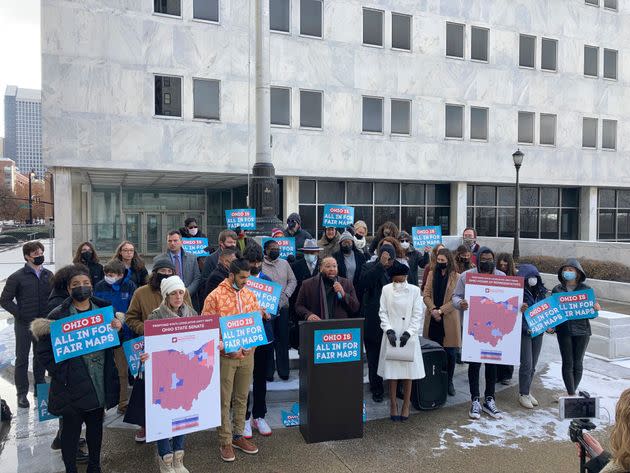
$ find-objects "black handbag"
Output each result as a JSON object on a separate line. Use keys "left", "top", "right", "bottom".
{"left": 123, "top": 370, "right": 145, "bottom": 427}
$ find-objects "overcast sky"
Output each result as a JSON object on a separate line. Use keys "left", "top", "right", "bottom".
{"left": 0, "top": 0, "right": 41, "bottom": 134}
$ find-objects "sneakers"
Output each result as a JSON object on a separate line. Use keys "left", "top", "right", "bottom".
{"left": 469, "top": 399, "right": 482, "bottom": 419}
{"left": 232, "top": 437, "right": 259, "bottom": 455}
{"left": 158, "top": 453, "right": 175, "bottom": 473}
{"left": 519, "top": 394, "right": 534, "bottom": 409}
{"left": 220, "top": 444, "right": 236, "bottom": 462}
{"left": 172, "top": 450, "right": 189, "bottom": 473}
{"left": 243, "top": 419, "right": 253, "bottom": 439}
{"left": 528, "top": 393, "right": 539, "bottom": 406}
{"left": 135, "top": 427, "right": 146, "bottom": 442}
{"left": 482, "top": 397, "right": 503, "bottom": 419}
{"left": 253, "top": 417, "right": 272, "bottom": 436}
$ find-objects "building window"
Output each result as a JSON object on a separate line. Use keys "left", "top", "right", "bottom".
{"left": 598, "top": 189, "right": 630, "bottom": 241}
{"left": 363, "top": 8, "right": 383, "bottom": 47}
{"left": 467, "top": 185, "right": 579, "bottom": 240}
{"left": 155, "top": 75, "right": 182, "bottom": 117}
{"left": 585, "top": 0, "right": 599, "bottom": 5}
{"left": 541, "top": 38, "right": 558, "bottom": 71}
{"left": 519, "top": 34, "right": 536, "bottom": 68}
{"left": 604, "top": 0, "right": 618, "bottom": 10}
{"left": 392, "top": 13, "right": 411, "bottom": 51}
{"left": 584, "top": 45, "right": 599, "bottom": 77}
{"left": 445, "top": 104, "right": 464, "bottom": 139}
{"left": 154, "top": 0, "right": 181, "bottom": 16}
{"left": 362, "top": 96, "right": 383, "bottom": 133}
{"left": 470, "top": 107, "right": 488, "bottom": 141}
{"left": 300, "top": 90, "right": 322, "bottom": 129}
{"left": 270, "top": 87, "right": 291, "bottom": 126}
{"left": 603, "top": 49, "right": 618, "bottom": 79}
{"left": 193, "top": 0, "right": 219, "bottom": 22}
{"left": 300, "top": 0, "right": 322, "bottom": 38}
{"left": 470, "top": 26, "right": 488, "bottom": 61}
{"left": 446, "top": 22, "right": 464, "bottom": 58}
{"left": 518, "top": 111, "right": 535, "bottom": 144}
{"left": 582, "top": 117, "right": 598, "bottom": 148}
{"left": 539, "top": 113, "right": 556, "bottom": 146}
{"left": 391, "top": 99, "right": 411, "bottom": 135}
{"left": 602, "top": 119, "right": 617, "bottom": 150}
{"left": 298, "top": 179, "right": 451, "bottom": 238}
{"left": 193, "top": 79, "right": 220, "bottom": 120}
{"left": 270, "top": 0, "right": 290, "bottom": 32}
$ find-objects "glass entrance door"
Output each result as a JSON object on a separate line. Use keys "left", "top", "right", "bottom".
{"left": 146, "top": 213, "right": 162, "bottom": 255}
{"left": 125, "top": 213, "right": 141, "bottom": 248}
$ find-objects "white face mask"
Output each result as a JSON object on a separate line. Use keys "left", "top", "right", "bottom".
{"left": 354, "top": 237, "right": 366, "bottom": 249}
{"left": 304, "top": 254, "right": 318, "bottom": 264}
{"left": 104, "top": 275, "right": 120, "bottom": 285}
{"left": 188, "top": 228, "right": 198, "bottom": 236}
{"left": 528, "top": 277, "right": 538, "bottom": 287}
{"left": 400, "top": 241, "right": 410, "bottom": 250}
{"left": 393, "top": 281, "right": 408, "bottom": 291}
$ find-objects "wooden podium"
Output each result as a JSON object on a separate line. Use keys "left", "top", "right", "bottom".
{"left": 299, "top": 318, "right": 364, "bottom": 443}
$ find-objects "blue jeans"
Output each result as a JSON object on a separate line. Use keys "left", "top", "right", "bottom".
{"left": 157, "top": 435, "right": 185, "bottom": 457}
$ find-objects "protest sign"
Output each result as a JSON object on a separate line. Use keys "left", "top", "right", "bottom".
{"left": 555, "top": 289, "right": 599, "bottom": 321}
{"left": 50, "top": 306, "right": 119, "bottom": 362}
{"left": 144, "top": 316, "right": 221, "bottom": 442}
{"left": 123, "top": 336, "right": 144, "bottom": 377}
{"left": 219, "top": 312, "right": 269, "bottom": 353}
{"left": 261, "top": 237, "right": 296, "bottom": 260}
{"left": 461, "top": 273, "right": 524, "bottom": 365}
{"left": 225, "top": 209, "right": 256, "bottom": 231}
{"left": 245, "top": 276, "right": 283, "bottom": 316}
{"left": 322, "top": 205, "right": 355, "bottom": 228}
{"left": 411, "top": 226, "right": 443, "bottom": 248}
{"left": 314, "top": 328, "right": 361, "bottom": 364}
{"left": 524, "top": 298, "right": 564, "bottom": 337}
{"left": 182, "top": 238, "right": 209, "bottom": 257}
{"left": 36, "top": 383, "right": 58, "bottom": 422}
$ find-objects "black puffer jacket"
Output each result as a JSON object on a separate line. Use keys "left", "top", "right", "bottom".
{"left": 552, "top": 258, "right": 593, "bottom": 337}
{"left": 32, "top": 297, "right": 120, "bottom": 416}
{"left": 0, "top": 264, "right": 53, "bottom": 323}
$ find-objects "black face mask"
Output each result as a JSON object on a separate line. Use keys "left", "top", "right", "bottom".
{"left": 479, "top": 261, "right": 495, "bottom": 274}
{"left": 250, "top": 265, "right": 262, "bottom": 276}
{"left": 152, "top": 273, "right": 171, "bottom": 289}
{"left": 436, "top": 262, "right": 448, "bottom": 271}
{"left": 355, "top": 234, "right": 364, "bottom": 240}
{"left": 287, "top": 221, "right": 298, "bottom": 230}
{"left": 268, "top": 249, "right": 280, "bottom": 261}
{"left": 32, "top": 255, "right": 45, "bottom": 266}
{"left": 341, "top": 245, "right": 352, "bottom": 254}
{"left": 71, "top": 286, "right": 92, "bottom": 302}
{"left": 81, "top": 250, "right": 93, "bottom": 261}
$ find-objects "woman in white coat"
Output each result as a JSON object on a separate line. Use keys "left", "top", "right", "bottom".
{"left": 377, "top": 260, "right": 425, "bottom": 421}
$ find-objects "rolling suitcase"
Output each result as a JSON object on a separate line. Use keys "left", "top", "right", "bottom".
{"left": 410, "top": 337, "right": 448, "bottom": 410}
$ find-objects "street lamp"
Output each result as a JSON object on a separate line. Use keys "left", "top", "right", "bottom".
{"left": 512, "top": 149, "right": 524, "bottom": 260}
{"left": 28, "top": 169, "right": 36, "bottom": 225}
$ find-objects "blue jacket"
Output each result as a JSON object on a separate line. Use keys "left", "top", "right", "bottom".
{"left": 517, "top": 264, "right": 548, "bottom": 336}
{"left": 94, "top": 278, "right": 137, "bottom": 341}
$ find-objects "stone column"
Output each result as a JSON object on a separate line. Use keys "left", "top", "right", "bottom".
{"left": 450, "top": 182, "right": 468, "bottom": 237}
{"left": 53, "top": 167, "right": 73, "bottom": 265}
{"left": 580, "top": 186, "right": 598, "bottom": 241}
{"left": 282, "top": 176, "right": 299, "bottom": 223}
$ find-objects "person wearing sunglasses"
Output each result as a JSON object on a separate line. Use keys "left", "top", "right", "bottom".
{"left": 179, "top": 217, "right": 206, "bottom": 240}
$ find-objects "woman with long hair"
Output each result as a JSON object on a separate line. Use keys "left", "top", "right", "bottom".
{"left": 114, "top": 241, "right": 148, "bottom": 287}
{"left": 72, "top": 242, "right": 104, "bottom": 287}
{"left": 420, "top": 243, "right": 445, "bottom": 292}
{"left": 369, "top": 221, "right": 400, "bottom": 256}
{"left": 454, "top": 245, "right": 474, "bottom": 273}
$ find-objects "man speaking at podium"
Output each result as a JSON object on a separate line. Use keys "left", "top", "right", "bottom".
{"left": 295, "top": 256, "right": 360, "bottom": 321}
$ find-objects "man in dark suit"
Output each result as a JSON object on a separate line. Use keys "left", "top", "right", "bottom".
{"left": 295, "top": 256, "right": 360, "bottom": 321}
{"left": 154, "top": 230, "right": 201, "bottom": 299}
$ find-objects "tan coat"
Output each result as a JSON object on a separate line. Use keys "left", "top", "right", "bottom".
{"left": 422, "top": 270, "right": 461, "bottom": 348}
{"left": 126, "top": 284, "right": 192, "bottom": 335}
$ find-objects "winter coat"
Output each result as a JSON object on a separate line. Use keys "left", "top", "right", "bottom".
{"left": 517, "top": 264, "right": 549, "bottom": 336}
{"left": 317, "top": 232, "right": 340, "bottom": 259}
{"left": 82, "top": 260, "right": 104, "bottom": 288}
{"left": 377, "top": 283, "right": 425, "bottom": 380}
{"left": 202, "top": 251, "right": 221, "bottom": 283}
{"left": 148, "top": 301, "right": 197, "bottom": 321}
{"left": 0, "top": 264, "right": 53, "bottom": 324}
{"left": 289, "top": 257, "right": 320, "bottom": 323}
{"left": 359, "top": 261, "right": 391, "bottom": 343}
{"left": 552, "top": 258, "right": 594, "bottom": 337}
{"left": 178, "top": 227, "right": 207, "bottom": 240}
{"left": 585, "top": 452, "right": 628, "bottom": 473}
{"left": 295, "top": 274, "right": 360, "bottom": 320}
{"left": 406, "top": 249, "right": 428, "bottom": 287}
{"left": 422, "top": 270, "right": 461, "bottom": 348}
{"left": 262, "top": 257, "right": 297, "bottom": 309}
{"left": 94, "top": 279, "right": 137, "bottom": 314}
{"left": 203, "top": 264, "right": 230, "bottom": 302}
{"left": 154, "top": 249, "right": 201, "bottom": 297}
{"left": 125, "top": 284, "right": 192, "bottom": 335}
{"left": 284, "top": 228, "right": 313, "bottom": 255}
{"left": 333, "top": 248, "right": 366, "bottom": 292}
{"left": 124, "top": 265, "right": 148, "bottom": 288}
{"left": 31, "top": 297, "right": 120, "bottom": 416}
{"left": 202, "top": 278, "right": 261, "bottom": 317}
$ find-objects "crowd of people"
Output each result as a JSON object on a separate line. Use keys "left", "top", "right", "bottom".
{"left": 0, "top": 214, "right": 617, "bottom": 472}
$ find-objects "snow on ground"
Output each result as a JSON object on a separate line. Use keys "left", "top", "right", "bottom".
{"left": 0, "top": 239, "right": 55, "bottom": 282}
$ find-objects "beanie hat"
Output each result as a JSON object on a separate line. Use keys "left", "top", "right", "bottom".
{"left": 160, "top": 275, "right": 186, "bottom": 299}
{"left": 339, "top": 231, "right": 354, "bottom": 244}
{"left": 354, "top": 220, "right": 368, "bottom": 232}
{"left": 390, "top": 260, "right": 410, "bottom": 277}
{"left": 271, "top": 228, "right": 284, "bottom": 238}
{"left": 287, "top": 213, "right": 301, "bottom": 225}
{"left": 152, "top": 258, "right": 176, "bottom": 273}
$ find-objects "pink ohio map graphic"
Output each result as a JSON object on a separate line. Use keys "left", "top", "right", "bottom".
{"left": 152, "top": 340, "right": 215, "bottom": 410}
{"left": 468, "top": 296, "right": 519, "bottom": 347}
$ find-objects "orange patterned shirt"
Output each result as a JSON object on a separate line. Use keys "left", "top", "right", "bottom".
{"left": 202, "top": 279, "right": 261, "bottom": 317}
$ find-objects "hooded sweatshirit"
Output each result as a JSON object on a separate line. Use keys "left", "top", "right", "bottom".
{"left": 552, "top": 258, "right": 594, "bottom": 337}
{"left": 516, "top": 264, "right": 549, "bottom": 336}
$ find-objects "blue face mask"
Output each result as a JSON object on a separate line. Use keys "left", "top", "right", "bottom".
{"left": 563, "top": 271, "right": 577, "bottom": 282}
{"left": 232, "top": 282, "right": 241, "bottom": 291}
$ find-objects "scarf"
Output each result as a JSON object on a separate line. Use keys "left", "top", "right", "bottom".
{"left": 432, "top": 269, "right": 449, "bottom": 308}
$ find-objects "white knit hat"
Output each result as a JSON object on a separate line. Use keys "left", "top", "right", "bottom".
{"left": 160, "top": 276, "right": 186, "bottom": 299}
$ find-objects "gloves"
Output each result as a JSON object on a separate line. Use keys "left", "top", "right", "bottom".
{"left": 386, "top": 330, "right": 397, "bottom": 347}
{"left": 399, "top": 331, "right": 411, "bottom": 347}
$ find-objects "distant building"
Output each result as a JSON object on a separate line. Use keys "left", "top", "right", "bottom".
{"left": 0, "top": 158, "right": 18, "bottom": 192}
{"left": 0, "top": 136, "right": 4, "bottom": 156}
{"left": 4, "top": 86, "right": 43, "bottom": 177}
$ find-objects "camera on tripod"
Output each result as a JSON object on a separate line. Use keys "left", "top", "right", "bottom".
{"left": 562, "top": 391, "right": 601, "bottom": 473}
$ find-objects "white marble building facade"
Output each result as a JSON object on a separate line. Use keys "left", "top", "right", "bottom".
{"left": 42, "top": 0, "right": 630, "bottom": 263}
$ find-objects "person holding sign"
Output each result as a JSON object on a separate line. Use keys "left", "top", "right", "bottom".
{"left": 202, "top": 258, "right": 263, "bottom": 462}
{"left": 31, "top": 264, "right": 122, "bottom": 473}
{"left": 377, "top": 261, "right": 425, "bottom": 422}
{"left": 516, "top": 264, "right": 548, "bottom": 409}
{"left": 552, "top": 259, "right": 601, "bottom": 398}
{"left": 139, "top": 275, "right": 199, "bottom": 473}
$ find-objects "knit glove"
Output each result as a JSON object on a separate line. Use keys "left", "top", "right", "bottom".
{"left": 399, "top": 331, "right": 411, "bottom": 347}
{"left": 386, "top": 330, "right": 397, "bottom": 347}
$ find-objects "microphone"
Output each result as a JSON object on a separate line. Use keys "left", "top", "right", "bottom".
{"left": 335, "top": 277, "right": 343, "bottom": 300}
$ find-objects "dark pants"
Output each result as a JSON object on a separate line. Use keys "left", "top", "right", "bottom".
{"left": 468, "top": 363, "right": 497, "bottom": 400}
{"left": 519, "top": 334, "right": 544, "bottom": 395}
{"left": 445, "top": 348, "right": 457, "bottom": 385}
{"left": 496, "top": 365, "right": 514, "bottom": 382}
{"left": 246, "top": 343, "right": 272, "bottom": 420}
{"left": 364, "top": 338, "right": 383, "bottom": 396}
{"left": 267, "top": 307, "right": 289, "bottom": 379}
{"left": 556, "top": 333, "right": 590, "bottom": 395}
{"left": 15, "top": 320, "right": 46, "bottom": 396}
{"left": 61, "top": 408, "right": 104, "bottom": 473}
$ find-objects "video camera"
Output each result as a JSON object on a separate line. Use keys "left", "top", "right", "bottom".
{"left": 563, "top": 391, "right": 600, "bottom": 473}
